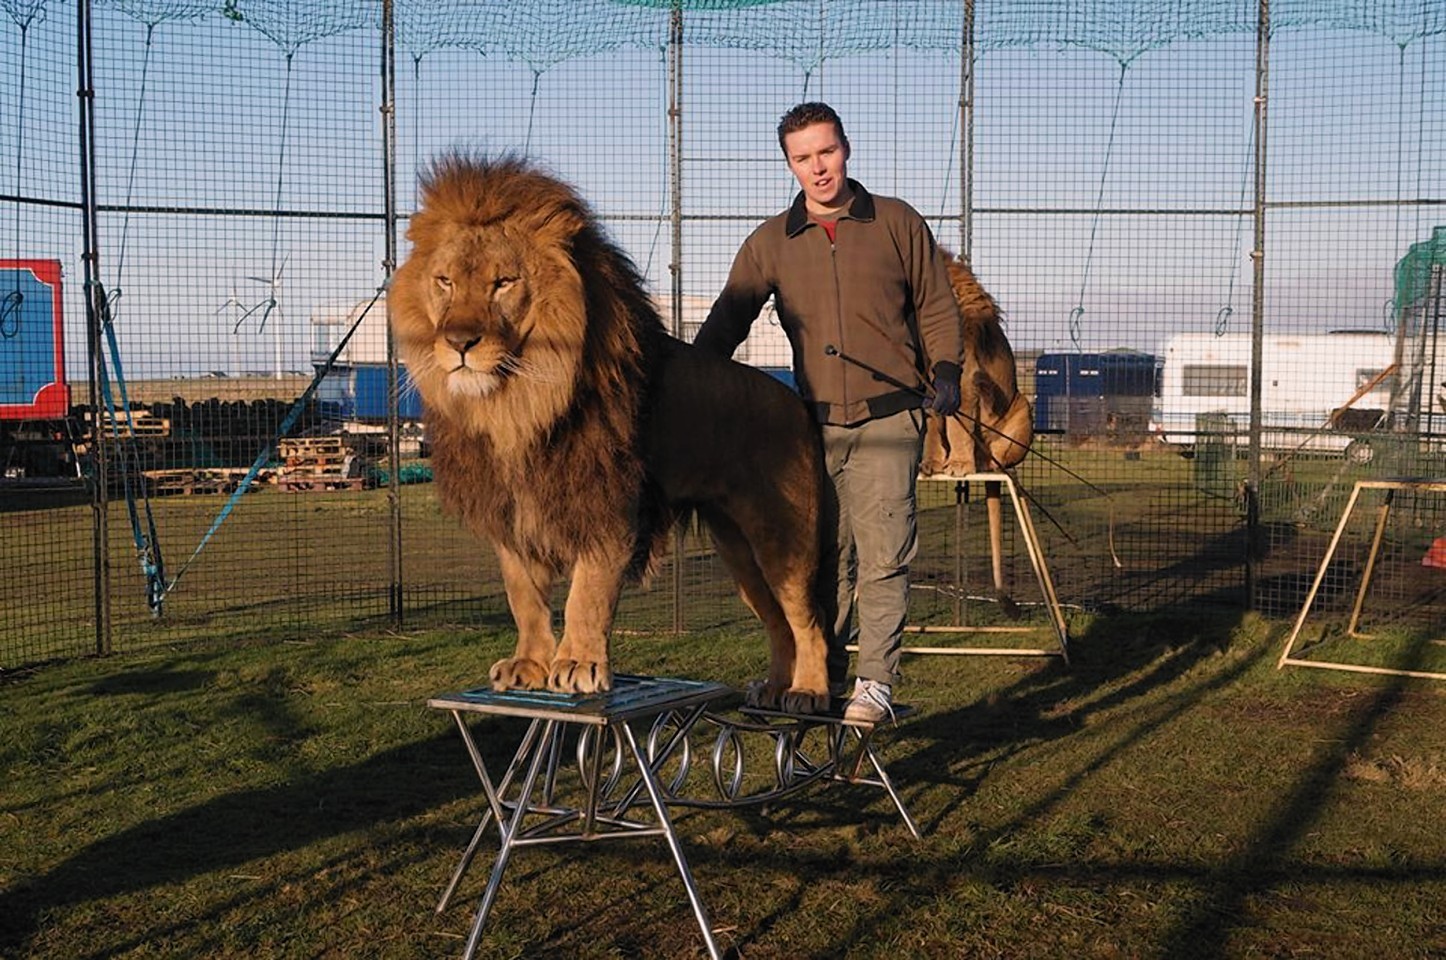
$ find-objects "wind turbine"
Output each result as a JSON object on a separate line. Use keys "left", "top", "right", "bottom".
{"left": 214, "top": 282, "right": 246, "bottom": 374}
{"left": 241, "top": 255, "right": 288, "bottom": 380}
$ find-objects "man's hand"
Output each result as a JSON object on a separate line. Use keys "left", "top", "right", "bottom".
{"left": 926, "top": 362, "right": 962, "bottom": 416}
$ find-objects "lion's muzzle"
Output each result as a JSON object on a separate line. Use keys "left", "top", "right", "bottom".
{"left": 434, "top": 336, "right": 511, "bottom": 398}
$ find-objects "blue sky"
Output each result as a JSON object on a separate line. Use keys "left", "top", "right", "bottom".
{"left": 1, "top": 2, "right": 1442, "bottom": 380}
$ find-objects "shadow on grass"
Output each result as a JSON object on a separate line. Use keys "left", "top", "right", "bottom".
{"left": 7, "top": 603, "right": 1441, "bottom": 958}
{"left": 1154, "top": 629, "right": 1446, "bottom": 957}
{"left": 0, "top": 716, "right": 534, "bottom": 955}
{"left": 718, "top": 603, "right": 1446, "bottom": 958}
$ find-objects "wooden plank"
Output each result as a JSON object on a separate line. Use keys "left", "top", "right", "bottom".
{"left": 276, "top": 475, "right": 366, "bottom": 493}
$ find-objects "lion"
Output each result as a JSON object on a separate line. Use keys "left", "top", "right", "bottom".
{"left": 920, "top": 253, "right": 1034, "bottom": 597}
{"left": 921, "top": 253, "right": 1032, "bottom": 478}
{"left": 390, "top": 152, "right": 832, "bottom": 713}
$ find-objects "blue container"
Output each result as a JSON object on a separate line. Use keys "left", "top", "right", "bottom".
{"left": 354, "top": 364, "right": 423, "bottom": 421}
{"left": 1033, "top": 352, "right": 1157, "bottom": 434}
{"left": 760, "top": 367, "right": 797, "bottom": 392}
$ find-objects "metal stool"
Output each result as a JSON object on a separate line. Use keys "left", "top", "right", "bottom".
{"left": 429, "top": 675, "right": 732, "bottom": 960}
{"left": 903, "top": 471, "right": 1069, "bottom": 660}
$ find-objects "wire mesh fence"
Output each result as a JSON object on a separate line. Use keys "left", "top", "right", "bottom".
{"left": 3, "top": 0, "right": 1444, "bottom": 670}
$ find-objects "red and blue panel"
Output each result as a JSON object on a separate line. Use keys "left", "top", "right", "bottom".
{"left": 0, "top": 259, "right": 70, "bottom": 421}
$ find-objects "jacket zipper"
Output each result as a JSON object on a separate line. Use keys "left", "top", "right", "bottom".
{"left": 829, "top": 230, "right": 846, "bottom": 415}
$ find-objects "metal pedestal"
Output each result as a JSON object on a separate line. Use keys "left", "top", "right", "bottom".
{"left": 428, "top": 675, "right": 731, "bottom": 960}
{"left": 904, "top": 471, "right": 1069, "bottom": 660}
{"left": 1277, "top": 478, "right": 1446, "bottom": 682}
{"left": 429, "top": 675, "right": 929, "bottom": 958}
{"left": 733, "top": 702, "right": 922, "bottom": 839}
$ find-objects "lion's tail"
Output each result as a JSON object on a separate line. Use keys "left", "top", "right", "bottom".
{"left": 628, "top": 498, "right": 689, "bottom": 585}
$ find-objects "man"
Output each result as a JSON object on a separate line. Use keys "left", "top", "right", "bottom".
{"left": 694, "top": 102, "right": 965, "bottom": 722}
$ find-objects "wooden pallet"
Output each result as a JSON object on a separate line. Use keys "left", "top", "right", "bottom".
{"left": 281, "top": 456, "right": 349, "bottom": 471}
{"left": 143, "top": 467, "right": 269, "bottom": 496}
{"left": 273, "top": 436, "right": 367, "bottom": 494}
{"left": 279, "top": 437, "right": 344, "bottom": 459}
{"left": 275, "top": 436, "right": 366, "bottom": 492}
{"left": 90, "top": 410, "right": 171, "bottom": 438}
{"left": 276, "top": 475, "right": 366, "bottom": 493}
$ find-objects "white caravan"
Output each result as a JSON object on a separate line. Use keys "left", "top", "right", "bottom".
{"left": 1151, "top": 331, "right": 1399, "bottom": 460}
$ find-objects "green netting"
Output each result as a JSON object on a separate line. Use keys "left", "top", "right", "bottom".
{"left": 1395, "top": 224, "right": 1446, "bottom": 310}
{"left": 93, "top": 1, "right": 212, "bottom": 28}
{"left": 0, "top": 1, "right": 43, "bottom": 28}
{"left": 66, "top": 0, "right": 1446, "bottom": 70}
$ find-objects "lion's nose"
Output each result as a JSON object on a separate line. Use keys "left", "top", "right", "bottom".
{"left": 446, "top": 332, "right": 482, "bottom": 356}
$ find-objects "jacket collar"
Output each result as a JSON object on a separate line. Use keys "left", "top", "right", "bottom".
{"left": 785, "top": 179, "right": 875, "bottom": 237}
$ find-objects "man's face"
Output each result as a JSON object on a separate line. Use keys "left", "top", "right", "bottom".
{"left": 783, "top": 121, "right": 849, "bottom": 212}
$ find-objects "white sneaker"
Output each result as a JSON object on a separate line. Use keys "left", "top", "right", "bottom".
{"left": 842, "top": 678, "right": 894, "bottom": 724}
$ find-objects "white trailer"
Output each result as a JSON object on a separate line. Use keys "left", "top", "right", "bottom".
{"left": 1151, "top": 331, "right": 1398, "bottom": 460}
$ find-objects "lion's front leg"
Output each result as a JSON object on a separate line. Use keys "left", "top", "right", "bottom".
{"left": 919, "top": 411, "right": 950, "bottom": 477}
{"left": 550, "top": 547, "right": 629, "bottom": 694}
{"left": 941, "top": 411, "right": 982, "bottom": 476}
{"left": 941, "top": 375, "right": 986, "bottom": 476}
{"left": 489, "top": 544, "right": 556, "bottom": 691}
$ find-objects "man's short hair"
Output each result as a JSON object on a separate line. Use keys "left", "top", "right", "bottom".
{"left": 777, "top": 102, "right": 848, "bottom": 155}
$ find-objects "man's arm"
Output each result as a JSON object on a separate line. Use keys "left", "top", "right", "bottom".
{"left": 902, "top": 216, "right": 968, "bottom": 416}
{"left": 692, "top": 240, "right": 772, "bottom": 359}
{"left": 907, "top": 220, "right": 965, "bottom": 376}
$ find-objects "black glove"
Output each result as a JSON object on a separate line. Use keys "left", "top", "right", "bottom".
{"left": 925, "top": 361, "right": 962, "bottom": 416}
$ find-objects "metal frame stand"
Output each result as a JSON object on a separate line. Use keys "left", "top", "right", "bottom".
{"left": 733, "top": 703, "right": 923, "bottom": 839}
{"left": 429, "top": 676, "right": 731, "bottom": 960}
{"left": 429, "top": 676, "right": 928, "bottom": 958}
{"left": 901, "top": 471, "right": 1069, "bottom": 661}
{"left": 1277, "top": 478, "right": 1446, "bottom": 682}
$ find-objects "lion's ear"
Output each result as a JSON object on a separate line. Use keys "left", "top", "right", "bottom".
{"left": 531, "top": 203, "right": 588, "bottom": 243}
{"left": 405, "top": 208, "right": 442, "bottom": 248}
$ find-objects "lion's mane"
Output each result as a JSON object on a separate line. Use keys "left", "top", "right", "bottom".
{"left": 922, "top": 251, "right": 1033, "bottom": 475}
{"left": 390, "top": 153, "right": 674, "bottom": 577}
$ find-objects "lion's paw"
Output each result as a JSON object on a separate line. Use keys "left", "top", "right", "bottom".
{"left": 780, "top": 687, "right": 829, "bottom": 715}
{"left": 941, "top": 459, "right": 977, "bottom": 478}
{"left": 548, "top": 659, "right": 613, "bottom": 694}
{"left": 745, "top": 680, "right": 827, "bottom": 715}
{"left": 490, "top": 657, "right": 550, "bottom": 691}
{"left": 919, "top": 457, "right": 947, "bottom": 478}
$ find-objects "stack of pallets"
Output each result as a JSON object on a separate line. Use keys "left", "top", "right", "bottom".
{"left": 142, "top": 467, "right": 267, "bottom": 496}
{"left": 275, "top": 436, "right": 365, "bottom": 492}
{"left": 90, "top": 409, "right": 171, "bottom": 439}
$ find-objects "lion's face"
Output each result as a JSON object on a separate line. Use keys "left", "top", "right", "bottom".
{"left": 400, "top": 229, "right": 534, "bottom": 400}
{"left": 392, "top": 166, "right": 593, "bottom": 450}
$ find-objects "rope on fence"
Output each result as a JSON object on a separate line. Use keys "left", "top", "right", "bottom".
{"left": 154, "top": 280, "right": 390, "bottom": 608}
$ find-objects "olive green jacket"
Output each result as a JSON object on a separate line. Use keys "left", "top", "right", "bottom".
{"left": 694, "top": 180, "right": 963, "bottom": 426}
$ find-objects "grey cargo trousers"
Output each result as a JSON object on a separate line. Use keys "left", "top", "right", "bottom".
{"left": 821, "top": 407, "right": 924, "bottom": 688}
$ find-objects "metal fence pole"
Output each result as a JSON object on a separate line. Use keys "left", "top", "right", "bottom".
{"left": 1247, "top": 0, "right": 1271, "bottom": 605}
{"left": 76, "top": 0, "right": 111, "bottom": 655}
{"left": 959, "top": 0, "right": 975, "bottom": 257}
{"left": 381, "top": 0, "right": 403, "bottom": 624}
{"left": 668, "top": 1, "right": 685, "bottom": 634}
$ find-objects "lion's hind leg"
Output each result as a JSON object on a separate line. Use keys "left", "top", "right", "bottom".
{"left": 703, "top": 511, "right": 829, "bottom": 714}
{"left": 703, "top": 513, "right": 794, "bottom": 708}
{"left": 490, "top": 544, "right": 557, "bottom": 692}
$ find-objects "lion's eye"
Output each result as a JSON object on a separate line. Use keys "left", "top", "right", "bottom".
{"left": 494, "top": 276, "right": 518, "bottom": 294}
{"left": 435, "top": 274, "right": 453, "bottom": 290}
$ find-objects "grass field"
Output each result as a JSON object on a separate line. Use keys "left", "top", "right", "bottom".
{"left": 13, "top": 438, "right": 1437, "bottom": 671}
{"left": 3, "top": 609, "right": 1445, "bottom": 959}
